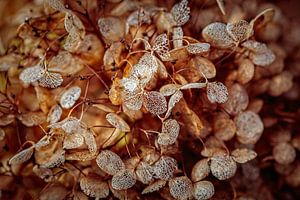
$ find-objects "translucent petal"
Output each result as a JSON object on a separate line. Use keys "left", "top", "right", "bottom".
{"left": 173, "top": 26, "right": 184, "bottom": 48}
{"left": 38, "top": 71, "right": 63, "bottom": 88}
{"left": 210, "top": 155, "right": 237, "bottom": 180}
{"left": 106, "top": 113, "right": 130, "bottom": 132}
{"left": 80, "top": 176, "right": 109, "bottom": 199}
{"left": 152, "top": 33, "right": 170, "bottom": 60}
{"left": 47, "top": 104, "right": 62, "bottom": 124}
{"left": 159, "top": 84, "right": 179, "bottom": 96}
{"left": 9, "top": 146, "right": 34, "bottom": 165}
{"left": 96, "top": 150, "right": 125, "bottom": 175}
{"left": 81, "top": 129, "right": 97, "bottom": 155}
{"left": 171, "top": 0, "right": 190, "bottom": 26}
{"left": 202, "top": 22, "right": 235, "bottom": 48}
{"left": 42, "top": 150, "right": 65, "bottom": 168}
{"left": 158, "top": 119, "right": 180, "bottom": 146}
{"left": 226, "top": 20, "right": 252, "bottom": 43}
{"left": 46, "top": 0, "right": 67, "bottom": 12}
{"left": 135, "top": 161, "right": 154, "bottom": 184}
{"left": 180, "top": 82, "right": 207, "bottom": 90}
{"left": 165, "top": 90, "right": 183, "bottom": 119}
{"left": 111, "top": 169, "right": 136, "bottom": 190}
{"left": 123, "top": 90, "right": 143, "bottom": 111}
{"left": 63, "top": 133, "right": 84, "bottom": 149}
{"left": 153, "top": 156, "right": 177, "bottom": 180}
{"left": 169, "top": 176, "right": 193, "bottom": 200}
{"left": 143, "top": 91, "right": 167, "bottom": 115}
{"left": 231, "top": 148, "right": 257, "bottom": 164}
{"left": 193, "top": 181, "right": 215, "bottom": 200}
{"left": 142, "top": 180, "right": 167, "bottom": 194}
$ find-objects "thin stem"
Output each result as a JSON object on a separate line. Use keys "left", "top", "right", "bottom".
{"left": 85, "top": 64, "right": 109, "bottom": 90}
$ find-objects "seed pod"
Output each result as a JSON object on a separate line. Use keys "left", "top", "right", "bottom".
{"left": 234, "top": 111, "right": 264, "bottom": 144}
{"left": 153, "top": 156, "right": 178, "bottom": 180}
{"left": 60, "top": 86, "right": 81, "bottom": 109}
{"left": 96, "top": 150, "right": 125, "bottom": 175}
{"left": 80, "top": 176, "right": 109, "bottom": 199}
{"left": 273, "top": 142, "right": 296, "bottom": 165}
{"left": 191, "top": 159, "right": 210, "bottom": 182}
{"left": 210, "top": 155, "right": 237, "bottom": 180}
{"left": 193, "top": 181, "right": 215, "bottom": 200}
{"left": 169, "top": 176, "right": 193, "bottom": 200}
{"left": 111, "top": 169, "right": 136, "bottom": 190}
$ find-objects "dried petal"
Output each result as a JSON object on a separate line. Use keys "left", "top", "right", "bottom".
{"left": 207, "top": 82, "right": 228, "bottom": 104}
{"left": 142, "top": 180, "right": 167, "bottom": 194}
{"left": 80, "top": 176, "right": 109, "bottom": 199}
{"left": 42, "top": 150, "right": 65, "bottom": 168}
{"left": 152, "top": 33, "right": 170, "bottom": 60}
{"left": 165, "top": 90, "right": 183, "bottom": 119}
{"left": 38, "top": 71, "right": 63, "bottom": 88}
{"left": 273, "top": 142, "right": 296, "bottom": 165}
{"left": 173, "top": 27, "right": 184, "bottom": 48}
{"left": 60, "top": 86, "right": 81, "bottom": 109}
{"left": 153, "top": 156, "right": 177, "bottom": 180}
{"left": 234, "top": 111, "right": 264, "bottom": 144}
{"left": 9, "top": 146, "right": 34, "bottom": 165}
{"left": 171, "top": 0, "right": 190, "bottom": 26}
{"left": 143, "top": 91, "right": 167, "bottom": 115}
{"left": 191, "top": 159, "right": 210, "bottom": 182}
{"left": 193, "top": 181, "right": 215, "bottom": 200}
{"left": 46, "top": 0, "right": 67, "bottom": 12}
{"left": 135, "top": 161, "right": 154, "bottom": 184}
{"left": 158, "top": 119, "right": 180, "bottom": 146}
{"left": 202, "top": 22, "right": 235, "bottom": 48}
{"left": 19, "top": 64, "right": 44, "bottom": 84}
{"left": 231, "top": 148, "right": 257, "bottom": 164}
{"left": 180, "top": 82, "right": 207, "bottom": 90}
{"left": 96, "top": 150, "right": 125, "bottom": 175}
{"left": 47, "top": 104, "right": 62, "bottom": 124}
{"left": 169, "top": 176, "right": 193, "bottom": 200}
{"left": 210, "top": 155, "right": 237, "bottom": 180}
{"left": 186, "top": 43, "right": 210, "bottom": 54}
{"left": 111, "top": 169, "right": 136, "bottom": 190}
{"left": 63, "top": 133, "right": 84, "bottom": 149}
{"left": 226, "top": 20, "right": 252, "bottom": 43}
{"left": 106, "top": 113, "right": 130, "bottom": 132}
{"left": 159, "top": 84, "right": 179, "bottom": 96}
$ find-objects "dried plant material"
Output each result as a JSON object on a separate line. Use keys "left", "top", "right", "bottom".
{"left": 9, "top": 146, "right": 34, "bottom": 165}
{"left": 135, "top": 161, "right": 154, "bottom": 184}
{"left": 96, "top": 150, "right": 125, "bottom": 175}
{"left": 187, "top": 43, "right": 210, "bottom": 54}
{"left": 190, "top": 57, "right": 216, "bottom": 79}
{"left": 202, "top": 22, "right": 235, "bottom": 48}
{"left": 143, "top": 91, "right": 167, "bottom": 115}
{"left": 191, "top": 159, "right": 210, "bottom": 182}
{"left": 268, "top": 71, "right": 293, "bottom": 96}
{"left": 41, "top": 149, "right": 65, "bottom": 168}
{"left": 111, "top": 169, "right": 136, "bottom": 190}
{"left": 19, "top": 64, "right": 44, "bottom": 84}
{"left": 237, "top": 58, "right": 255, "bottom": 84}
{"left": 47, "top": 104, "right": 63, "bottom": 124}
{"left": 173, "top": 27, "right": 184, "bottom": 48}
{"left": 33, "top": 165, "right": 53, "bottom": 182}
{"left": 152, "top": 33, "right": 170, "bottom": 60}
{"left": 206, "top": 82, "right": 228, "bottom": 104}
{"left": 231, "top": 148, "right": 257, "bottom": 164}
{"left": 193, "top": 181, "right": 215, "bottom": 200}
{"left": 18, "top": 112, "right": 47, "bottom": 127}
{"left": 160, "top": 84, "right": 180, "bottom": 96}
{"left": 213, "top": 115, "right": 236, "bottom": 141}
{"left": 79, "top": 129, "right": 97, "bottom": 153}
{"left": 234, "top": 111, "right": 264, "bottom": 144}
{"left": 63, "top": 33, "right": 82, "bottom": 52}
{"left": 127, "top": 9, "right": 151, "bottom": 28}
{"left": 142, "top": 180, "right": 167, "bottom": 194}
{"left": 153, "top": 156, "right": 178, "bottom": 180}
{"left": 38, "top": 71, "right": 63, "bottom": 88}
{"left": 0, "top": 114, "right": 15, "bottom": 126}
{"left": 226, "top": 20, "right": 252, "bottom": 43}
{"left": 98, "top": 17, "right": 125, "bottom": 43}
{"left": 158, "top": 119, "right": 180, "bottom": 146}
{"left": 222, "top": 83, "right": 249, "bottom": 115}
{"left": 46, "top": 0, "right": 67, "bottom": 12}
{"left": 273, "top": 142, "right": 296, "bottom": 165}
{"left": 165, "top": 90, "right": 183, "bottom": 119}
{"left": 171, "top": 0, "right": 190, "bottom": 26}
{"left": 180, "top": 82, "right": 207, "bottom": 90}
{"left": 106, "top": 113, "right": 130, "bottom": 132}
{"left": 250, "top": 8, "right": 275, "bottom": 30}
{"left": 0, "top": 127, "right": 5, "bottom": 140}
{"left": 63, "top": 133, "right": 84, "bottom": 149}
{"left": 216, "top": 0, "right": 226, "bottom": 15}
{"left": 210, "top": 155, "right": 237, "bottom": 180}
{"left": 80, "top": 176, "right": 109, "bottom": 199}
{"left": 60, "top": 86, "right": 81, "bottom": 109}
{"left": 64, "top": 12, "right": 85, "bottom": 36}
{"left": 169, "top": 176, "right": 193, "bottom": 200}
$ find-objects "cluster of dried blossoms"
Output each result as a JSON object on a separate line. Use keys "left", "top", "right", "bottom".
{"left": 0, "top": 0, "right": 300, "bottom": 199}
